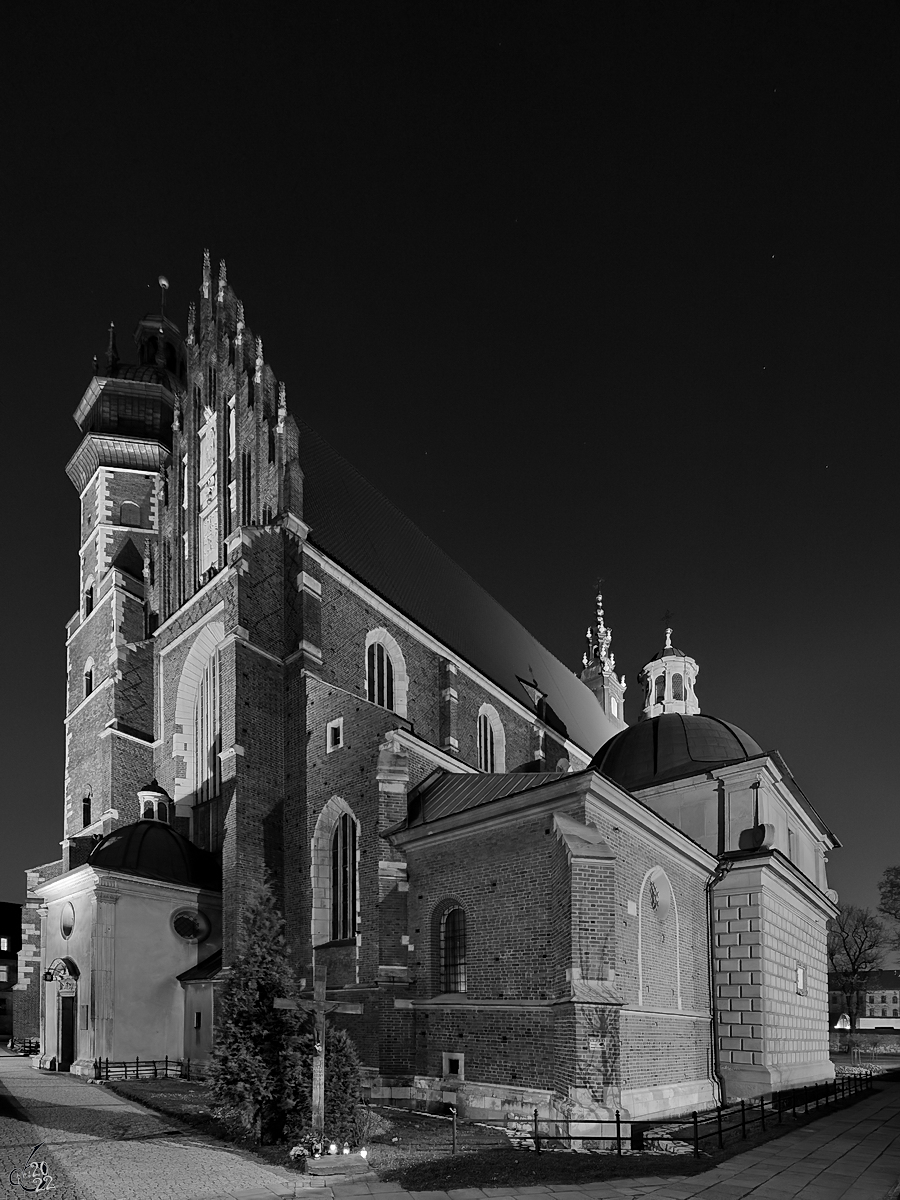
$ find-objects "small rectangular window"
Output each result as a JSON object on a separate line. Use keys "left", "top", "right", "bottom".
{"left": 0, "top": 966, "right": 8, "bottom": 982}
{"left": 441, "top": 1051, "right": 464, "bottom": 1080}
{"left": 326, "top": 718, "right": 344, "bottom": 753}
{"left": 0, "top": 937, "right": 7, "bottom": 951}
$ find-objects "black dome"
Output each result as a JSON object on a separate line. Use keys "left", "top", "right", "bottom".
{"left": 88, "top": 820, "right": 221, "bottom": 890}
{"left": 591, "top": 713, "right": 763, "bottom": 792}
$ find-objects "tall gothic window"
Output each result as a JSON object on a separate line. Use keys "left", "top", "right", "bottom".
{"left": 195, "top": 650, "right": 221, "bottom": 805}
{"left": 477, "top": 713, "right": 495, "bottom": 772}
{"left": 331, "top": 812, "right": 357, "bottom": 941}
{"left": 441, "top": 906, "right": 467, "bottom": 993}
{"left": 366, "top": 642, "right": 394, "bottom": 710}
{"left": 241, "top": 450, "right": 253, "bottom": 525}
{"left": 672, "top": 672, "right": 684, "bottom": 700}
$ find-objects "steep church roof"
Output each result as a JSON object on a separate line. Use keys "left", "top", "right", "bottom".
{"left": 296, "top": 419, "right": 618, "bottom": 756}
{"left": 88, "top": 820, "right": 221, "bottom": 890}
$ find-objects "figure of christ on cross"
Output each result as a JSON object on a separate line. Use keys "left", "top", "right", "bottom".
{"left": 273, "top": 960, "right": 362, "bottom": 1136}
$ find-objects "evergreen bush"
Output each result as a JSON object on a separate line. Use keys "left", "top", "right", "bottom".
{"left": 207, "top": 879, "right": 363, "bottom": 1146}
{"left": 207, "top": 879, "right": 311, "bottom": 1143}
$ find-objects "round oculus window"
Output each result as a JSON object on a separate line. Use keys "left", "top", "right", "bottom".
{"left": 60, "top": 902, "right": 75, "bottom": 939}
{"left": 171, "top": 909, "right": 210, "bottom": 943}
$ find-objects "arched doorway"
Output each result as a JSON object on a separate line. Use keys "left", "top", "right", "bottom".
{"left": 45, "top": 958, "right": 80, "bottom": 1071}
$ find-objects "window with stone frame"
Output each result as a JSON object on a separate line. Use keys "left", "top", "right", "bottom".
{"left": 331, "top": 811, "right": 358, "bottom": 941}
{"left": 195, "top": 649, "right": 221, "bottom": 806}
{"left": 440, "top": 905, "right": 467, "bottom": 994}
{"left": 476, "top": 703, "right": 506, "bottom": 772}
{"left": 366, "top": 641, "right": 394, "bottom": 711}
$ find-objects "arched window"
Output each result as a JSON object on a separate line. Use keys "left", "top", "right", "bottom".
{"left": 441, "top": 906, "right": 467, "bottom": 994}
{"left": 120, "top": 501, "right": 141, "bottom": 526}
{"left": 142, "top": 798, "right": 170, "bottom": 823}
{"left": 478, "top": 713, "right": 494, "bottom": 771}
{"left": 83, "top": 579, "right": 94, "bottom": 617}
{"left": 172, "top": 619, "right": 225, "bottom": 814}
{"left": 331, "top": 812, "right": 358, "bottom": 941}
{"left": 195, "top": 649, "right": 221, "bottom": 805}
{"left": 654, "top": 674, "right": 665, "bottom": 704}
{"left": 367, "top": 642, "right": 394, "bottom": 710}
{"left": 83, "top": 659, "right": 94, "bottom": 699}
{"left": 82, "top": 796, "right": 92, "bottom": 828}
{"left": 364, "top": 629, "right": 408, "bottom": 717}
{"left": 310, "top": 796, "right": 360, "bottom": 949}
{"left": 476, "top": 704, "right": 506, "bottom": 772}
{"left": 672, "top": 672, "right": 684, "bottom": 700}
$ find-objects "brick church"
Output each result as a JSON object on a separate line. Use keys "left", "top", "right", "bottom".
{"left": 16, "top": 254, "right": 840, "bottom": 1122}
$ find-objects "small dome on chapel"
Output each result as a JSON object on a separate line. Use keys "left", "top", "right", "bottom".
{"left": 88, "top": 820, "right": 220, "bottom": 890}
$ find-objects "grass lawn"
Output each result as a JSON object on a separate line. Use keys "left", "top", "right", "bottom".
{"left": 102, "top": 1076, "right": 882, "bottom": 1189}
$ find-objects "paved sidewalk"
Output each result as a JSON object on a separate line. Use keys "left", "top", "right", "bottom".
{"left": 0, "top": 1052, "right": 300, "bottom": 1199}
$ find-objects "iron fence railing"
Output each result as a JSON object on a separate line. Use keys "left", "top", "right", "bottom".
{"left": 93, "top": 1056, "right": 205, "bottom": 1081}
{"left": 530, "top": 1070, "right": 875, "bottom": 1158}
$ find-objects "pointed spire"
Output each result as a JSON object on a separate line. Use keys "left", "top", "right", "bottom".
{"left": 217, "top": 259, "right": 227, "bottom": 303}
{"left": 255, "top": 336, "right": 264, "bottom": 383}
{"left": 277, "top": 382, "right": 287, "bottom": 432}
{"left": 186, "top": 300, "right": 196, "bottom": 345}
{"left": 201, "top": 248, "right": 211, "bottom": 300}
{"left": 580, "top": 582, "right": 626, "bottom": 720}
{"left": 105, "top": 322, "right": 119, "bottom": 371}
{"left": 236, "top": 300, "right": 245, "bottom": 347}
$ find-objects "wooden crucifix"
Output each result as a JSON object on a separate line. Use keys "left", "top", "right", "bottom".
{"left": 274, "top": 961, "right": 362, "bottom": 1137}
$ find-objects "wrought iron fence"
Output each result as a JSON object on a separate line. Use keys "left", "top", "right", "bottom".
{"left": 530, "top": 1070, "right": 875, "bottom": 1158}
{"left": 93, "top": 1056, "right": 205, "bottom": 1081}
{"left": 7, "top": 1037, "right": 40, "bottom": 1055}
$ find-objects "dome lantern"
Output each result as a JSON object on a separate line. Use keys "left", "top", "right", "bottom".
{"left": 638, "top": 627, "right": 700, "bottom": 722}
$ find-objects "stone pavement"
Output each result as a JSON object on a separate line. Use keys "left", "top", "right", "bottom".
{"left": 2, "top": 1048, "right": 900, "bottom": 1200}
{"left": 0, "top": 1051, "right": 299, "bottom": 1199}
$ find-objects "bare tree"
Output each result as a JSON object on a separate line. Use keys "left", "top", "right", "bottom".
{"left": 827, "top": 904, "right": 889, "bottom": 1032}
{"left": 878, "top": 867, "right": 900, "bottom": 945}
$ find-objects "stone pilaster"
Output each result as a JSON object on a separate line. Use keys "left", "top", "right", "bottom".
{"left": 92, "top": 884, "right": 119, "bottom": 1063}
{"left": 439, "top": 660, "right": 459, "bottom": 755}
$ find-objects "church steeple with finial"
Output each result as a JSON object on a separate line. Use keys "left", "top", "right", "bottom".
{"left": 579, "top": 585, "right": 627, "bottom": 727}
{"left": 638, "top": 627, "right": 700, "bottom": 721}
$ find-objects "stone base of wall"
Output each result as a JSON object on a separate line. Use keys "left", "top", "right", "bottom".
{"left": 720, "top": 1056, "right": 835, "bottom": 1101}
{"left": 620, "top": 1077, "right": 718, "bottom": 1120}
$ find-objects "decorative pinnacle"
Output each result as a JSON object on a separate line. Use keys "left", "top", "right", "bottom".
{"left": 201, "top": 248, "right": 211, "bottom": 300}
{"left": 105, "top": 321, "right": 119, "bottom": 369}
{"left": 217, "top": 259, "right": 227, "bottom": 302}
{"left": 236, "top": 300, "right": 245, "bottom": 343}
{"left": 277, "top": 382, "right": 287, "bottom": 431}
{"left": 254, "top": 336, "right": 264, "bottom": 383}
{"left": 583, "top": 583, "right": 615, "bottom": 673}
{"left": 186, "top": 300, "right": 196, "bottom": 345}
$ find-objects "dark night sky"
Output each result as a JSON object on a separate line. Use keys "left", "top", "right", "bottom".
{"left": 2, "top": 4, "right": 897, "bottom": 914}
